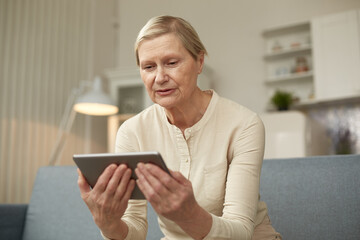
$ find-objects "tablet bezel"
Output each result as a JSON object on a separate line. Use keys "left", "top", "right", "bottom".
{"left": 73, "top": 151, "right": 170, "bottom": 199}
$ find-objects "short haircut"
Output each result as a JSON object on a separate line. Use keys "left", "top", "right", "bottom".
{"left": 135, "top": 15, "right": 208, "bottom": 66}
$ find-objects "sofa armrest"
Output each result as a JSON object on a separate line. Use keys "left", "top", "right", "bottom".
{"left": 0, "top": 204, "right": 28, "bottom": 240}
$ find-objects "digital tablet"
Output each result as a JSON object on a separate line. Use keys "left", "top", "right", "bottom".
{"left": 73, "top": 151, "right": 170, "bottom": 199}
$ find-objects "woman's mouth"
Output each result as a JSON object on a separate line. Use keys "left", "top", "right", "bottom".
{"left": 156, "top": 88, "right": 175, "bottom": 96}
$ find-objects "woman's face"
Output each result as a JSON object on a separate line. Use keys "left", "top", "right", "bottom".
{"left": 138, "top": 33, "right": 204, "bottom": 109}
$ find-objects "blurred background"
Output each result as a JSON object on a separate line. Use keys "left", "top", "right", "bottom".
{"left": 1, "top": 0, "right": 360, "bottom": 203}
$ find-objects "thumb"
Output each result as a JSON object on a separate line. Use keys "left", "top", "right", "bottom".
{"left": 77, "top": 168, "right": 91, "bottom": 195}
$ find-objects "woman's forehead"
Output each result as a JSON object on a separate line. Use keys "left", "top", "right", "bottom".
{"left": 138, "top": 34, "right": 188, "bottom": 60}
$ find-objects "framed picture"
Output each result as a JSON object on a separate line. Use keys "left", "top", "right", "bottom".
{"left": 105, "top": 67, "right": 153, "bottom": 114}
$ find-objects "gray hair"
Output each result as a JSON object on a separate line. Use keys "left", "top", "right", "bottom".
{"left": 135, "top": 15, "right": 208, "bottom": 66}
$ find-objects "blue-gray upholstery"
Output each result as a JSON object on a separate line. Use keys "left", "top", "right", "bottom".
{"left": 0, "top": 154, "right": 359, "bottom": 240}
{"left": 22, "top": 166, "right": 103, "bottom": 240}
{"left": 12, "top": 166, "right": 162, "bottom": 240}
{"left": 260, "top": 154, "right": 360, "bottom": 239}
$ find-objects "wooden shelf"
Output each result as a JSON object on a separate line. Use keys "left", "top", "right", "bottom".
{"left": 293, "top": 94, "right": 360, "bottom": 109}
{"left": 263, "top": 20, "right": 314, "bottom": 106}
{"left": 266, "top": 71, "right": 313, "bottom": 83}
{"left": 264, "top": 45, "right": 312, "bottom": 60}
{"left": 263, "top": 21, "right": 310, "bottom": 37}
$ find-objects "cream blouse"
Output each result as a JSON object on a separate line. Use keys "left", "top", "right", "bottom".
{"left": 112, "top": 90, "right": 270, "bottom": 240}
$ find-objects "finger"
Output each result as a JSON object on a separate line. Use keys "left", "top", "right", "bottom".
{"left": 92, "top": 164, "right": 117, "bottom": 192}
{"left": 135, "top": 166, "right": 162, "bottom": 202}
{"left": 145, "top": 163, "right": 172, "bottom": 178}
{"left": 105, "top": 164, "right": 127, "bottom": 196}
{"left": 77, "top": 168, "right": 91, "bottom": 195}
{"left": 121, "top": 179, "right": 136, "bottom": 203}
{"left": 114, "top": 168, "right": 132, "bottom": 199}
{"left": 140, "top": 163, "right": 178, "bottom": 192}
{"left": 169, "top": 170, "right": 188, "bottom": 185}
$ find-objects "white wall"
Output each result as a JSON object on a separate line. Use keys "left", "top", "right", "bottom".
{"left": 0, "top": 0, "right": 117, "bottom": 203}
{"left": 115, "top": 0, "right": 360, "bottom": 113}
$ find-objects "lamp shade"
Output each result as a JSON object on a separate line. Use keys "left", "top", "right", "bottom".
{"left": 73, "top": 76, "right": 118, "bottom": 116}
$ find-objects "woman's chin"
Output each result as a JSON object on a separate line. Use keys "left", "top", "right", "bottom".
{"left": 154, "top": 97, "right": 178, "bottom": 109}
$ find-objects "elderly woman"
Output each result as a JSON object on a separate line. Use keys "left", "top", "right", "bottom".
{"left": 78, "top": 15, "right": 281, "bottom": 240}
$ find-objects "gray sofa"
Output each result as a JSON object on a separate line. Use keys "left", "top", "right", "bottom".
{"left": 1, "top": 154, "right": 359, "bottom": 240}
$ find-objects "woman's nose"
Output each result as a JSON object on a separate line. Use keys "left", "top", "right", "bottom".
{"left": 155, "top": 67, "right": 168, "bottom": 84}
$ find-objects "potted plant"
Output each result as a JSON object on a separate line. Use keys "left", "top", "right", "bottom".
{"left": 271, "top": 90, "right": 293, "bottom": 111}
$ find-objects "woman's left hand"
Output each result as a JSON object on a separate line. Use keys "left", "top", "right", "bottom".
{"left": 135, "top": 163, "right": 212, "bottom": 239}
{"left": 135, "top": 163, "right": 196, "bottom": 221}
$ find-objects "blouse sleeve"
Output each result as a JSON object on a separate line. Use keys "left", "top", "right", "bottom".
{"left": 204, "top": 114, "right": 265, "bottom": 240}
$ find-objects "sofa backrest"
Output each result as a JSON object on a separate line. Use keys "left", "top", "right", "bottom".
{"left": 23, "top": 154, "right": 360, "bottom": 240}
{"left": 22, "top": 166, "right": 163, "bottom": 240}
{"left": 260, "top": 154, "right": 360, "bottom": 240}
{"left": 22, "top": 166, "right": 101, "bottom": 240}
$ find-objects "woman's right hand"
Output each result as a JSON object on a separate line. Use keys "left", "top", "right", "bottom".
{"left": 77, "top": 164, "right": 135, "bottom": 239}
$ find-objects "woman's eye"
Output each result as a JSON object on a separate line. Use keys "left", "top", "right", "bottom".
{"left": 168, "top": 61, "right": 177, "bottom": 66}
{"left": 143, "top": 65, "right": 153, "bottom": 70}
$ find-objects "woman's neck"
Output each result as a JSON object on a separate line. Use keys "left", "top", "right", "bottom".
{"left": 165, "top": 89, "right": 212, "bottom": 134}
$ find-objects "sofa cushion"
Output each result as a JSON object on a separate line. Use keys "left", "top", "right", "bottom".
{"left": 22, "top": 166, "right": 164, "bottom": 240}
{"left": 147, "top": 201, "right": 164, "bottom": 240}
{"left": 22, "top": 166, "right": 101, "bottom": 240}
{"left": 260, "top": 154, "right": 360, "bottom": 240}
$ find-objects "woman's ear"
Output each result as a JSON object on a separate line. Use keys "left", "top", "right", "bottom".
{"left": 197, "top": 52, "right": 205, "bottom": 74}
